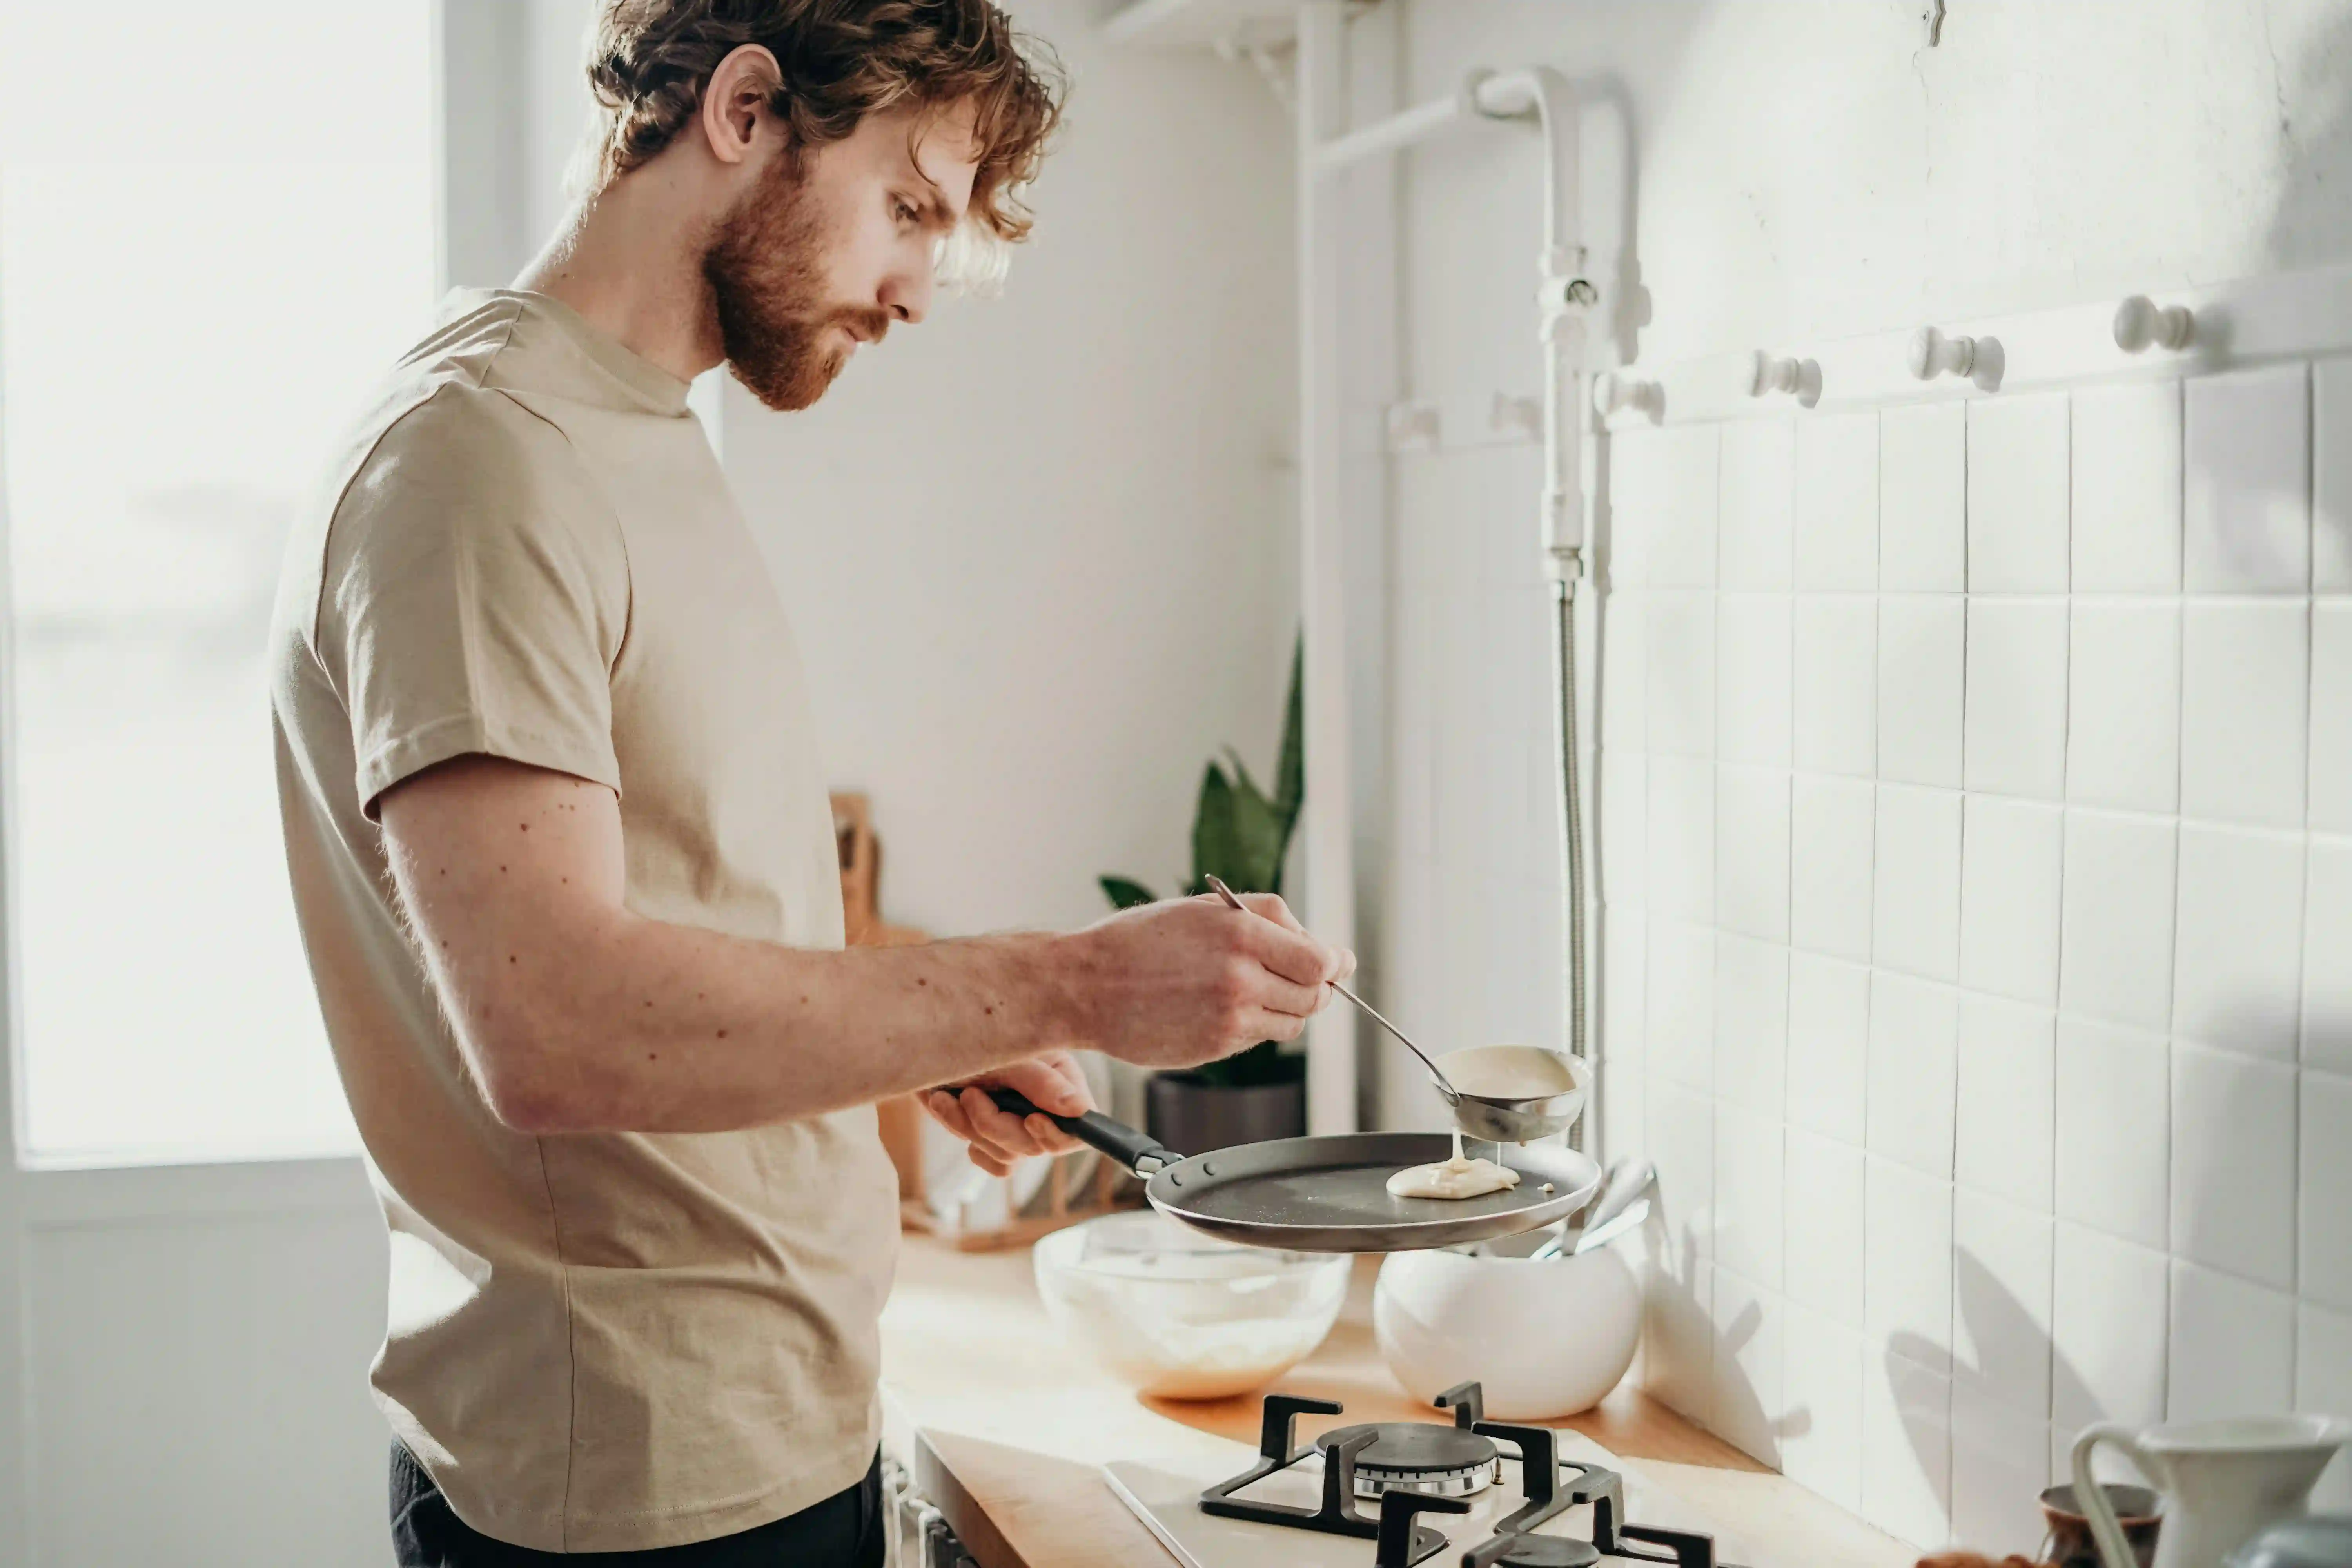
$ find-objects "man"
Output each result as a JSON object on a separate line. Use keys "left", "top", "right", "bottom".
{"left": 267, "top": 3, "right": 1351, "bottom": 1563}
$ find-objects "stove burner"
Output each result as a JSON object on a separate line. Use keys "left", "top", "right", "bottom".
{"left": 1319, "top": 1421, "right": 1500, "bottom": 1498}
{"left": 1196, "top": 1382, "right": 1742, "bottom": 1568}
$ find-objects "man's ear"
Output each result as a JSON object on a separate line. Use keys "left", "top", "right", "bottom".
{"left": 698, "top": 44, "right": 784, "bottom": 168}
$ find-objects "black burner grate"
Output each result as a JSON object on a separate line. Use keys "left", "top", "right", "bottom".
{"left": 1196, "top": 1383, "right": 1744, "bottom": 1568}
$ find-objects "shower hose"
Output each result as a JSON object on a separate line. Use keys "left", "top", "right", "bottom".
{"left": 1552, "top": 566, "right": 1590, "bottom": 1152}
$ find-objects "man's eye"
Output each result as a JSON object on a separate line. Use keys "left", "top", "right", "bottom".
{"left": 894, "top": 200, "right": 916, "bottom": 225}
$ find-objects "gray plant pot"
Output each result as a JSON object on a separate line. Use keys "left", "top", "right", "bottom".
{"left": 1145, "top": 1072, "right": 1306, "bottom": 1156}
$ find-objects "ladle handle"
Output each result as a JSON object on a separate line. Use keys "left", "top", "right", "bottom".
{"left": 2070, "top": 1424, "right": 2154, "bottom": 1568}
{"left": 1327, "top": 978, "right": 1455, "bottom": 1094}
{"left": 1200, "top": 875, "right": 1459, "bottom": 1102}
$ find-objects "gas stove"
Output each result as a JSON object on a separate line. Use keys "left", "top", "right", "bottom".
{"left": 1104, "top": 1383, "right": 1749, "bottom": 1568}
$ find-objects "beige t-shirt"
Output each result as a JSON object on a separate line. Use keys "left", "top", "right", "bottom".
{"left": 269, "top": 289, "right": 900, "bottom": 1552}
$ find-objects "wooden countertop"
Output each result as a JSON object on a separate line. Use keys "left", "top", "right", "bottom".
{"left": 878, "top": 1232, "right": 1914, "bottom": 1568}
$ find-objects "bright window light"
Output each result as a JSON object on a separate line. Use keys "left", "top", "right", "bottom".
{"left": 1, "top": 4, "right": 437, "bottom": 1161}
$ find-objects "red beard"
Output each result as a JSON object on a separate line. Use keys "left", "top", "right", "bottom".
{"left": 702, "top": 152, "right": 892, "bottom": 412}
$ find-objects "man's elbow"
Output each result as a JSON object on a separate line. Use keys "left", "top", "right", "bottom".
{"left": 466, "top": 1020, "right": 608, "bottom": 1136}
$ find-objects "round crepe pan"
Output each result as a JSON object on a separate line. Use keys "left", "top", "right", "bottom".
{"left": 984, "top": 1089, "right": 1603, "bottom": 1254}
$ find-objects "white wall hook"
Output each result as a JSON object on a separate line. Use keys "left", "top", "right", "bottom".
{"left": 1385, "top": 400, "right": 1441, "bottom": 453}
{"left": 1592, "top": 372, "right": 1660, "bottom": 420}
{"left": 2113, "top": 294, "right": 2194, "bottom": 352}
{"left": 1749, "top": 352, "right": 1822, "bottom": 408}
{"left": 1490, "top": 393, "right": 1544, "bottom": 439}
{"left": 1908, "top": 325, "right": 1976, "bottom": 380}
{"left": 1752, "top": 353, "right": 1800, "bottom": 396}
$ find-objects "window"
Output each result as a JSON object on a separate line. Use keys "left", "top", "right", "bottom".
{"left": 1, "top": 4, "right": 438, "bottom": 1161}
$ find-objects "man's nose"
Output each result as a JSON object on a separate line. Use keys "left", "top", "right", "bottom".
{"left": 880, "top": 264, "right": 933, "bottom": 326}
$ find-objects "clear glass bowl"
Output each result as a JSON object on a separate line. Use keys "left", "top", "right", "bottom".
{"left": 1032, "top": 1210, "right": 1348, "bottom": 1400}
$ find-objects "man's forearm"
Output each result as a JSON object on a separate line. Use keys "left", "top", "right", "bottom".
{"left": 463, "top": 913, "right": 1096, "bottom": 1134}
{"left": 380, "top": 756, "right": 1338, "bottom": 1138}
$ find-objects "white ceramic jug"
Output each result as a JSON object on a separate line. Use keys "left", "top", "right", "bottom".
{"left": 2071, "top": 1415, "right": 2352, "bottom": 1568}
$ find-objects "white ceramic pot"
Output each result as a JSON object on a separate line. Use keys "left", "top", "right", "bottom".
{"left": 1373, "top": 1243, "right": 1641, "bottom": 1420}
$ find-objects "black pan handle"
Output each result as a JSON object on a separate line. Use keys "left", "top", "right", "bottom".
{"left": 974, "top": 1087, "right": 1182, "bottom": 1175}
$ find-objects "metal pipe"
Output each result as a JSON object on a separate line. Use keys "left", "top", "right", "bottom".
{"left": 1294, "top": 0, "right": 1357, "bottom": 1136}
{"left": 1472, "top": 68, "right": 1579, "bottom": 285}
{"left": 1297, "top": 45, "right": 1606, "bottom": 1135}
{"left": 1311, "top": 76, "right": 1482, "bottom": 174}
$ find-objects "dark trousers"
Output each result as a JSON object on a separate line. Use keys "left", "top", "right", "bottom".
{"left": 390, "top": 1443, "right": 886, "bottom": 1567}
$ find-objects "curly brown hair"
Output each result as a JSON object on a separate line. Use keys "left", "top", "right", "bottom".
{"left": 585, "top": 0, "right": 1064, "bottom": 246}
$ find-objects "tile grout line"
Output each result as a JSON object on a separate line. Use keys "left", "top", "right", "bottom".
{"left": 2042, "top": 390, "right": 2072, "bottom": 1452}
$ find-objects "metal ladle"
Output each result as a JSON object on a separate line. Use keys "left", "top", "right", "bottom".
{"left": 1201, "top": 875, "right": 1464, "bottom": 1106}
{"left": 1201, "top": 876, "right": 1586, "bottom": 1144}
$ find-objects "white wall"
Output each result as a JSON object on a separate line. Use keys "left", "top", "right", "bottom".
{"left": 1400, "top": 0, "right": 2352, "bottom": 374}
{"left": 1368, "top": 0, "right": 2352, "bottom": 1556}
{"left": 723, "top": 0, "right": 1298, "bottom": 948}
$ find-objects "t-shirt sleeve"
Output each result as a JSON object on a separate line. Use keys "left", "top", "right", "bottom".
{"left": 317, "top": 384, "right": 629, "bottom": 818}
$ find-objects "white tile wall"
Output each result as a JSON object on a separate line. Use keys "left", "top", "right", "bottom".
{"left": 1551, "top": 358, "right": 2352, "bottom": 1552}
{"left": 2172, "top": 824, "right": 2306, "bottom": 1060}
{"left": 2309, "top": 840, "right": 2352, "bottom": 1076}
{"left": 2307, "top": 1070, "right": 2352, "bottom": 1310}
{"left": 1953, "top": 1188, "right": 2056, "bottom": 1418}
{"left": 1719, "top": 594, "right": 1794, "bottom": 768}
{"left": 2060, "top": 812, "right": 2178, "bottom": 1031}
{"left": 2067, "top": 602, "right": 2181, "bottom": 814}
{"left": 1881, "top": 402, "right": 1967, "bottom": 593}
{"left": 2179, "top": 601, "right": 2309, "bottom": 829}
{"left": 1791, "top": 774, "right": 1876, "bottom": 963}
{"left": 1787, "top": 952, "right": 1869, "bottom": 1142}
{"left": 1863, "top": 1344, "right": 1955, "bottom": 1548}
{"left": 1785, "top": 1124, "right": 1866, "bottom": 1324}
{"left": 1715, "top": 1102, "right": 1785, "bottom": 1290}
{"left": 1967, "top": 393, "right": 2072, "bottom": 594}
{"left": 1958, "top": 796, "right": 2064, "bottom": 1005}
{"left": 1715, "top": 935, "right": 1788, "bottom": 1116}
{"left": 2296, "top": 1304, "right": 2352, "bottom": 1510}
{"left": 1796, "top": 412, "right": 1879, "bottom": 591}
{"left": 1795, "top": 595, "right": 1879, "bottom": 776}
{"left": 1721, "top": 419, "right": 1795, "bottom": 592}
{"left": 2318, "top": 360, "right": 2352, "bottom": 593}
{"left": 2169, "top": 1261, "right": 2296, "bottom": 1422}
{"left": 1965, "top": 600, "right": 2069, "bottom": 800}
{"left": 1878, "top": 597, "right": 1966, "bottom": 787}
{"left": 1866, "top": 972, "right": 1958, "bottom": 1180}
{"left": 2311, "top": 604, "right": 2352, "bottom": 833}
{"left": 2171, "top": 1041, "right": 2298, "bottom": 1288}
{"left": 1873, "top": 785, "right": 1962, "bottom": 980}
{"left": 1865, "top": 1156, "right": 1955, "bottom": 1369}
{"left": 1711, "top": 1266, "right": 1787, "bottom": 1465}
{"left": 2055, "top": 1016, "right": 2170, "bottom": 1250}
{"left": 1782, "top": 1301, "right": 1866, "bottom": 1510}
{"left": 1716, "top": 765, "right": 1792, "bottom": 942}
{"left": 2051, "top": 1222, "right": 2170, "bottom": 1430}
{"left": 1952, "top": 1383, "right": 2051, "bottom": 1557}
{"left": 2073, "top": 380, "right": 2183, "bottom": 594}
{"left": 2185, "top": 366, "right": 2310, "bottom": 594}
{"left": 1955, "top": 995, "right": 2056, "bottom": 1211}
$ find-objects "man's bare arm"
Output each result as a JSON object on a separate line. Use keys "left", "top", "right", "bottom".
{"left": 378, "top": 755, "right": 1346, "bottom": 1135}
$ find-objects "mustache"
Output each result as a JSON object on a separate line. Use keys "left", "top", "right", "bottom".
{"left": 832, "top": 306, "right": 892, "bottom": 347}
